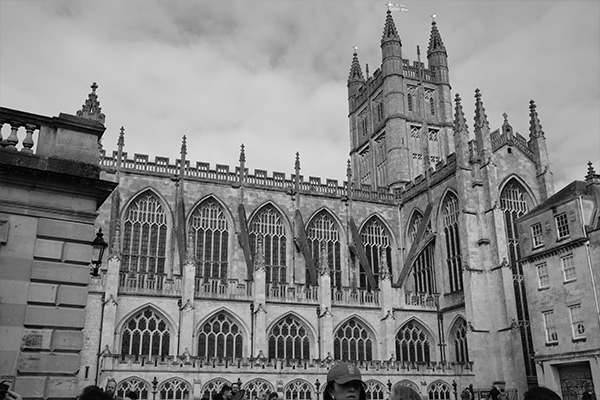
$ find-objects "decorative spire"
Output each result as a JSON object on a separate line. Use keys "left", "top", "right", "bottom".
{"left": 381, "top": 9, "right": 400, "bottom": 44}
{"left": 180, "top": 135, "right": 187, "bottom": 158}
{"left": 239, "top": 144, "right": 246, "bottom": 163}
{"left": 117, "top": 127, "right": 125, "bottom": 148}
{"left": 474, "top": 88, "right": 489, "bottom": 130}
{"left": 453, "top": 94, "right": 468, "bottom": 133}
{"left": 427, "top": 18, "right": 447, "bottom": 56}
{"left": 588, "top": 161, "right": 596, "bottom": 176}
{"left": 254, "top": 238, "right": 266, "bottom": 272}
{"left": 76, "top": 82, "right": 106, "bottom": 124}
{"left": 348, "top": 49, "right": 365, "bottom": 83}
{"left": 295, "top": 152, "right": 300, "bottom": 172}
{"left": 346, "top": 159, "right": 352, "bottom": 180}
{"left": 585, "top": 161, "right": 600, "bottom": 184}
{"left": 529, "top": 100, "right": 546, "bottom": 139}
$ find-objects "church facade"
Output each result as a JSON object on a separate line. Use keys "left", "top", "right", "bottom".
{"left": 71, "top": 10, "right": 558, "bottom": 400}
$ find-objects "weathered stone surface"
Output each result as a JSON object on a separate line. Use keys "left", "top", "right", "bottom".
{"left": 0, "top": 304, "right": 26, "bottom": 327}
{"left": 31, "top": 261, "right": 89, "bottom": 285}
{"left": 51, "top": 330, "right": 83, "bottom": 351}
{"left": 63, "top": 242, "right": 92, "bottom": 264}
{"left": 21, "top": 329, "right": 52, "bottom": 350}
{"left": 56, "top": 285, "right": 88, "bottom": 307}
{"left": 17, "top": 353, "right": 80, "bottom": 374}
{"left": 27, "top": 283, "right": 58, "bottom": 304}
{"left": 33, "top": 239, "right": 64, "bottom": 261}
{"left": 38, "top": 218, "right": 94, "bottom": 242}
{"left": 0, "top": 257, "right": 32, "bottom": 281}
{"left": 24, "top": 305, "right": 85, "bottom": 328}
{"left": 13, "top": 376, "right": 47, "bottom": 399}
{"left": 46, "top": 376, "right": 79, "bottom": 398}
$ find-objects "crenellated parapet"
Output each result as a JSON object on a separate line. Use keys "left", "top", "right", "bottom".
{"left": 396, "top": 153, "right": 457, "bottom": 203}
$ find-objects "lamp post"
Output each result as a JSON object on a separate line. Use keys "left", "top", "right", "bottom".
{"left": 90, "top": 228, "right": 108, "bottom": 277}
{"left": 452, "top": 380, "right": 457, "bottom": 400}
{"left": 151, "top": 376, "right": 159, "bottom": 400}
{"left": 314, "top": 379, "right": 320, "bottom": 400}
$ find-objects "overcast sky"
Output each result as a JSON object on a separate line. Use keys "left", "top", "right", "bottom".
{"left": 1, "top": 0, "right": 598, "bottom": 191}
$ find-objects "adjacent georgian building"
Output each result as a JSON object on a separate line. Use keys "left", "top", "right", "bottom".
{"left": 517, "top": 163, "right": 600, "bottom": 399}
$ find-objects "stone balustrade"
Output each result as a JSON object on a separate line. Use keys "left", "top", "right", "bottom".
{"left": 266, "top": 283, "right": 319, "bottom": 303}
{"left": 194, "top": 277, "right": 253, "bottom": 300}
{"left": 403, "top": 291, "right": 439, "bottom": 309}
{"left": 0, "top": 114, "right": 40, "bottom": 153}
{"left": 332, "top": 287, "right": 380, "bottom": 307}
{"left": 119, "top": 272, "right": 182, "bottom": 296}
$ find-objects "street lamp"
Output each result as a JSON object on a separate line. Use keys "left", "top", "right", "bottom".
{"left": 314, "top": 379, "right": 320, "bottom": 400}
{"left": 90, "top": 228, "right": 108, "bottom": 277}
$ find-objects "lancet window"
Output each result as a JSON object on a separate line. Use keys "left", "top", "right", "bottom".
{"left": 116, "top": 378, "right": 150, "bottom": 400}
{"left": 451, "top": 318, "right": 469, "bottom": 363}
{"left": 268, "top": 315, "right": 310, "bottom": 360}
{"left": 365, "top": 381, "right": 386, "bottom": 400}
{"left": 443, "top": 194, "right": 463, "bottom": 293}
{"left": 360, "top": 217, "right": 392, "bottom": 290}
{"left": 284, "top": 380, "right": 313, "bottom": 400}
{"left": 122, "top": 191, "right": 168, "bottom": 275}
{"left": 395, "top": 321, "right": 431, "bottom": 363}
{"left": 249, "top": 205, "right": 287, "bottom": 284}
{"left": 197, "top": 313, "right": 243, "bottom": 359}
{"left": 306, "top": 211, "right": 341, "bottom": 288}
{"left": 190, "top": 199, "right": 229, "bottom": 284}
{"left": 121, "top": 308, "right": 170, "bottom": 357}
{"left": 334, "top": 319, "right": 373, "bottom": 361}
{"left": 413, "top": 240, "right": 436, "bottom": 294}
{"left": 159, "top": 379, "right": 191, "bottom": 400}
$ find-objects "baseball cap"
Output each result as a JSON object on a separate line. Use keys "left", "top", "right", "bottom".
{"left": 326, "top": 362, "right": 362, "bottom": 384}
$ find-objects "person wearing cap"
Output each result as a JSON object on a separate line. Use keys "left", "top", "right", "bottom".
{"left": 323, "top": 362, "right": 366, "bottom": 400}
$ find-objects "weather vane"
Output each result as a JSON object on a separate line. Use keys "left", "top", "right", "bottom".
{"left": 353, "top": 46, "right": 359, "bottom": 53}
{"left": 387, "top": 2, "right": 408, "bottom": 12}
{"left": 431, "top": 14, "right": 437, "bottom": 22}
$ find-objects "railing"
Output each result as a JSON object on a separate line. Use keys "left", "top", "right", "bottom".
{"left": 332, "top": 287, "right": 380, "bottom": 306}
{"left": 0, "top": 108, "right": 50, "bottom": 154}
{"left": 119, "top": 272, "right": 182, "bottom": 296}
{"left": 194, "top": 277, "right": 253, "bottom": 300}
{"left": 404, "top": 291, "right": 439, "bottom": 309}
{"left": 266, "top": 283, "right": 319, "bottom": 303}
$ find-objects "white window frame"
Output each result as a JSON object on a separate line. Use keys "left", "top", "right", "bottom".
{"left": 568, "top": 304, "right": 586, "bottom": 339}
{"left": 531, "top": 222, "right": 544, "bottom": 248}
{"left": 555, "top": 213, "right": 570, "bottom": 239}
{"left": 561, "top": 254, "right": 576, "bottom": 282}
{"left": 536, "top": 262, "right": 549, "bottom": 289}
{"left": 542, "top": 311, "right": 558, "bottom": 343}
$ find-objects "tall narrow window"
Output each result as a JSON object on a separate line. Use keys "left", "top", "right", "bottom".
{"left": 197, "top": 313, "right": 243, "bottom": 359}
{"left": 429, "top": 96, "right": 436, "bottom": 116}
{"left": 568, "top": 304, "right": 585, "bottom": 339}
{"left": 407, "top": 211, "right": 423, "bottom": 250}
{"left": 268, "top": 315, "right": 310, "bottom": 360}
{"left": 117, "top": 378, "right": 150, "bottom": 400}
{"left": 407, "top": 93, "right": 413, "bottom": 112}
{"left": 413, "top": 241, "right": 436, "bottom": 294}
{"left": 360, "top": 218, "right": 392, "bottom": 290}
{"left": 121, "top": 308, "right": 170, "bottom": 357}
{"left": 395, "top": 321, "right": 431, "bottom": 363}
{"left": 531, "top": 222, "right": 544, "bottom": 248}
{"left": 500, "top": 180, "right": 536, "bottom": 383}
{"left": 556, "top": 213, "right": 570, "bottom": 239}
{"left": 542, "top": 311, "right": 558, "bottom": 343}
{"left": 190, "top": 199, "right": 229, "bottom": 284}
{"left": 334, "top": 319, "right": 373, "bottom": 361}
{"left": 159, "top": 379, "right": 191, "bottom": 400}
{"left": 443, "top": 194, "right": 463, "bottom": 293}
{"left": 561, "top": 254, "right": 576, "bottom": 282}
{"left": 536, "top": 262, "right": 549, "bottom": 289}
{"left": 306, "top": 211, "right": 341, "bottom": 288}
{"left": 451, "top": 319, "right": 469, "bottom": 363}
{"left": 249, "top": 205, "right": 287, "bottom": 284}
{"left": 122, "top": 192, "right": 168, "bottom": 275}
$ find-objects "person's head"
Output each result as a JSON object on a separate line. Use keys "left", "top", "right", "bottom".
{"left": 232, "top": 383, "right": 240, "bottom": 394}
{"left": 524, "top": 386, "right": 561, "bottom": 400}
{"left": 80, "top": 386, "right": 113, "bottom": 400}
{"left": 221, "top": 385, "right": 233, "bottom": 400}
{"left": 323, "top": 362, "right": 366, "bottom": 400}
{"left": 460, "top": 389, "right": 471, "bottom": 400}
{"left": 390, "top": 385, "right": 421, "bottom": 400}
{"left": 105, "top": 380, "right": 117, "bottom": 396}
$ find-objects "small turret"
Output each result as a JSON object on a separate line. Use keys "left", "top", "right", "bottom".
{"left": 528, "top": 100, "right": 554, "bottom": 200}
{"left": 501, "top": 113, "right": 513, "bottom": 140}
{"left": 427, "top": 19, "right": 449, "bottom": 84}
{"left": 453, "top": 93, "right": 469, "bottom": 167}
{"left": 76, "top": 82, "right": 105, "bottom": 125}
{"left": 347, "top": 49, "right": 365, "bottom": 102}
{"left": 380, "top": 10, "right": 402, "bottom": 73}
{"left": 473, "top": 88, "right": 492, "bottom": 162}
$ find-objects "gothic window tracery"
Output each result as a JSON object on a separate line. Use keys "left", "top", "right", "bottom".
{"left": 395, "top": 321, "right": 431, "bottom": 363}
{"left": 334, "top": 319, "right": 373, "bottom": 361}
{"left": 122, "top": 191, "right": 168, "bottom": 275}
{"left": 159, "top": 378, "right": 191, "bottom": 400}
{"left": 190, "top": 199, "right": 229, "bottom": 284}
{"left": 243, "top": 379, "right": 275, "bottom": 400}
{"left": 413, "top": 240, "right": 436, "bottom": 294}
{"left": 268, "top": 315, "right": 310, "bottom": 360}
{"left": 197, "top": 313, "right": 243, "bottom": 359}
{"left": 365, "top": 380, "right": 386, "bottom": 400}
{"left": 306, "top": 211, "right": 341, "bottom": 288}
{"left": 284, "top": 380, "right": 314, "bottom": 400}
{"left": 249, "top": 205, "right": 287, "bottom": 284}
{"left": 201, "top": 379, "right": 231, "bottom": 400}
{"left": 428, "top": 381, "right": 451, "bottom": 400}
{"left": 451, "top": 318, "right": 469, "bottom": 363}
{"left": 443, "top": 194, "right": 463, "bottom": 293}
{"left": 360, "top": 217, "right": 392, "bottom": 290}
{"left": 116, "top": 377, "right": 150, "bottom": 400}
{"left": 121, "top": 308, "right": 170, "bottom": 357}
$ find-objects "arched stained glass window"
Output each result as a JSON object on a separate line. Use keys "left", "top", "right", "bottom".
{"left": 360, "top": 218, "right": 392, "bottom": 290}
{"left": 412, "top": 240, "right": 436, "bottom": 294}
{"left": 159, "top": 378, "right": 190, "bottom": 400}
{"left": 121, "top": 308, "right": 170, "bottom": 357}
{"left": 307, "top": 211, "right": 341, "bottom": 288}
{"left": 249, "top": 205, "right": 287, "bottom": 284}
{"left": 284, "top": 380, "right": 313, "bottom": 400}
{"left": 243, "top": 379, "right": 274, "bottom": 400}
{"left": 201, "top": 379, "right": 231, "bottom": 400}
{"left": 190, "top": 199, "right": 229, "bottom": 284}
{"left": 500, "top": 180, "right": 536, "bottom": 382}
{"left": 334, "top": 319, "right": 373, "bottom": 361}
{"left": 451, "top": 318, "right": 469, "bottom": 363}
{"left": 268, "top": 315, "right": 310, "bottom": 360}
{"left": 365, "top": 380, "right": 386, "bottom": 400}
{"left": 197, "top": 313, "right": 243, "bottom": 359}
{"left": 428, "top": 381, "right": 451, "bottom": 400}
{"left": 443, "top": 194, "right": 463, "bottom": 293}
{"left": 395, "top": 321, "right": 431, "bottom": 363}
{"left": 116, "top": 378, "right": 150, "bottom": 400}
{"left": 122, "top": 192, "right": 168, "bottom": 275}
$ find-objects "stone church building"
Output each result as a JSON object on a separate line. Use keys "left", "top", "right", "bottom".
{"left": 1, "top": 9, "right": 562, "bottom": 400}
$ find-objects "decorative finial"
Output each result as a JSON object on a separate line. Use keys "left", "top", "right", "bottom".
{"left": 295, "top": 152, "right": 300, "bottom": 171}
{"left": 529, "top": 100, "right": 545, "bottom": 139}
{"left": 180, "top": 135, "right": 187, "bottom": 157}
{"left": 353, "top": 46, "right": 358, "bottom": 55}
{"left": 502, "top": 112, "right": 508, "bottom": 123}
{"left": 588, "top": 161, "right": 596, "bottom": 176}
{"left": 239, "top": 144, "right": 246, "bottom": 163}
{"left": 387, "top": 3, "right": 407, "bottom": 12}
{"left": 76, "top": 82, "right": 106, "bottom": 124}
{"left": 117, "top": 127, "right": 125, "bottom": 147}
{"left": 453, "top": 93, "right": 468, "bottom": 133}
{"left": 431, "top": 14, "right": 437, "bottom": 23}
{"left": 474, "top": 88, "right": 489, "bottom": 130}
{"left": 346, "top": 159, "right": 352, "bottom": 178}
